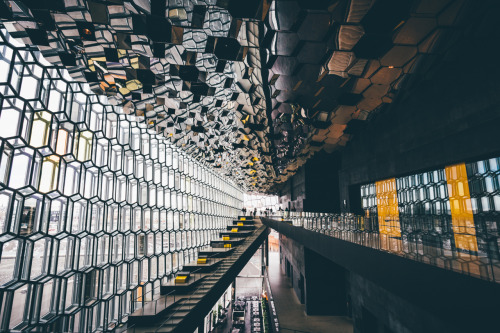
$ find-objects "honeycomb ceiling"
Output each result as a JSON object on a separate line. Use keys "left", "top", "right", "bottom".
{"left": 0, "top": 0, "right": 465, "bottom": 191}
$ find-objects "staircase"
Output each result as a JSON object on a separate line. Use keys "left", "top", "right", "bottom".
{"left": 126, "top": 216, "right": 268, "bottom": 333}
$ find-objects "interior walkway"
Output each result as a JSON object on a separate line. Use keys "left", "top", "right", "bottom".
{"left": 268, "top": 250, "right": 353, "bottom": 333}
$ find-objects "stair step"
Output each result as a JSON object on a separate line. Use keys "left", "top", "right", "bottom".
{"left": 141, "top": 224, "right": 268, "bottom": 332}
{"left": 170, "top": 310, "right": 190, "bottom": 318}
{"left": 158, "top": 317, "right": 182, "bottom": 326}
{"left": 181, "top": 299, "right": 200, "bottom": 305}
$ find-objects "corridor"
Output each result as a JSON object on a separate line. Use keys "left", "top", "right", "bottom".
{"left": 268, "top": 245, "right": 353, "bottom": 333}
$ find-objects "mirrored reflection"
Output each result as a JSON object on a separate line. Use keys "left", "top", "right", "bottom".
{"left": 0, "top": 28, "right": 243, "bottom": 332}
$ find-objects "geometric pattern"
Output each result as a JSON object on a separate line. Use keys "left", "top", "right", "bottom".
{"left": 265, "top": 0, "right": 467, "bottom": 184}
{"left": 0, "top": 27, "right": 242, "bottom": 332}
{"left": 0, "top": 0, "right": 469, "bottom": 190}
{"left": 362, "top": 158, "right": 500, "bottom": 257}
{"left": 1, "top": 0, "right": 272, "bottom": 191}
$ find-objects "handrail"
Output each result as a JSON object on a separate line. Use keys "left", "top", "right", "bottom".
{"left": 155, "top": 234, "right": 258, "bottom": 330}
{"left": 263, "top": 266, "right": 280, "bottom": 333}
{"left": 154, "top": 222, "right": 267, "bottom": 332}
{"left": 264, "top": 212, "right": 500, "bottom": 283}
{"left": 131, "top": 252, "right": 220, "bottom": 316}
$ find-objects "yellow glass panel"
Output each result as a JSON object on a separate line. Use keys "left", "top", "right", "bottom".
{"left": 197, "top": 258, "right": 207, "bottom": 264}
{"left": 445, "top": 163, "right": 478, "bottom": 252}
{"left": 75, "top": 130, "right": 93, "bottom": 162}
{"left": 137, "top": 282, "right": 144, "bottom": 302}
{"left": 126, "top": 79, "right": 143, "bottom": 91}
{"left": 222, "top": 236, "right": 230, "bottom": 240}
{"left": 237, "top": 222, "right": 243, "bottom": 226}
{"left": 240, "top": 217, "right": 246, "bottom": 221}
{"left": 375, "top": 178, "right": 401, "bottom": 237}
{"left": 224, "top": 244, "right": 231, "bottom": 248}
{"left": 117, "top": 49, "right": 127, "bottom": 59}
{"left": 130, "top": 57, "right": 139, "bottom": 69}
{"left": 88, "top": 57, "right": 106, "bottom": 72}
{"left": 91, "top": 57, "right": 106, "bottom": 63}
{"left": 119, "top": 87, "right": 130, "bottom": 95}
{"left": 231, "top": 228, "right": 238, "bottom": 232}
{"left": 30, "top": 111, "right": 52, "bottom": 148}
{"left": 55, "top": 129, "right": 69, "bottom": 155}
{"left": 88, "top": 59, "right": 95, "bottom": 72}
{"left": 168, "top": 8, "right": 187, "bottom": 20}
{"left": 39, "top": 155, "right": 60, "bottom": 193}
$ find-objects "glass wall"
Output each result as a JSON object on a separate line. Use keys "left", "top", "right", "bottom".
{"left": 360, "top": 158, "right": 500, "bottom": 256}
{"left": 0, "top": 28, "right": 242, "bottom": 332}
{"left": 243, "top": 193, "right": 279, "bottom": 213}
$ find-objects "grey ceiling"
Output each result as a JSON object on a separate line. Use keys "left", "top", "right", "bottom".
{"left": 0, "top": 0, "right": 466, "bottom": 191}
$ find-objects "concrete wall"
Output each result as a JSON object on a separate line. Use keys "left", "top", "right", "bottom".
{"left": 279, "top": 234, "right": 349, "bottom": 316}
{"left": 349, "top": 272, "right": 449, "bottom": 333}
{"left": 304, "top": 247, "right": 348, "bottom": 316}
{"left": 304, "top": 151, "right": 342, "bottom": 213}
{"left": 279, "top": 233, "right": 453, "bottom": 332}
{"left": 279, "top": 233, "right": 305, "bottom": 302}
{"left": 278, "top": 151, "right": 342, "bottom": 213}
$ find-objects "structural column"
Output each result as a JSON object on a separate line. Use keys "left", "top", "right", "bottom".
{"left": 304, "top": 248, "right": 348, "bottom": 316}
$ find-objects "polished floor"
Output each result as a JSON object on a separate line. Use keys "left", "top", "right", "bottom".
{"left": 268, "top": 251, "right": 353, "bottom": 333}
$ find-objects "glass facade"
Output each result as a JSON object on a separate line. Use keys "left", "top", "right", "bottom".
{"left": 0, "top": 0, "right": 271, "bottom": 192}
{"left": 243, "top": 193, "right": 279, "bottom": 212}
{"left": 266, "top": 157, "right": 500, "bottom": 284}
{"left": 361, "top": 158, "right": 500, "bottom": 257}
{"left": 0, "top": 28, "right": 242, "bottom": 331}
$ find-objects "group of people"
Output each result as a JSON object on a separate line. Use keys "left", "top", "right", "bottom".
{"left": 241, "top": 207, "right": 275, "bottom": 217}
{"left": 278, "top": 205, "right": 297, "bottom": 212}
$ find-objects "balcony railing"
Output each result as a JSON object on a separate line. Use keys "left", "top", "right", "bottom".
{"left": 267, "top": 212, "right": 500, "bottom": 283}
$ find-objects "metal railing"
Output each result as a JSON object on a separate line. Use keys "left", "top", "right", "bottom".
{"left": 129, "top": 251, "right": 223, "bottom": 319}
{"left": 263, "top": 267, "right": 280, "bottom": 333}
{"left": 153, "top": 222, "right": 267, "bottom": 332}
{"left": 266, "top": 212, "right": 500, "bottom": 283}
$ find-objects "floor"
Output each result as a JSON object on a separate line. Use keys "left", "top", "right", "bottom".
{"left": 268, "top": 251, "right": 353, "bottom": 333}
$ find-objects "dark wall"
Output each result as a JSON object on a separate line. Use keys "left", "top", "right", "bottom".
{"left": 339, "top": 1, "right": 500, "bottom": 211}
{"left": 279, "top": 150, "right": 342, "bottom": 212}
{"left": 350, "top": 272, "right": 448, "bottom": 333}
{"left": 304, "top": 151, "right": 342, "bottom": 212}
{"left": 304, "top": 247, "right": 348, "bottom": 316}
{"left": 280, "top": 233, "right": 349, "bottom": 316}
{"left": 279, "top": 233, "right": 306, "bottom": 301}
